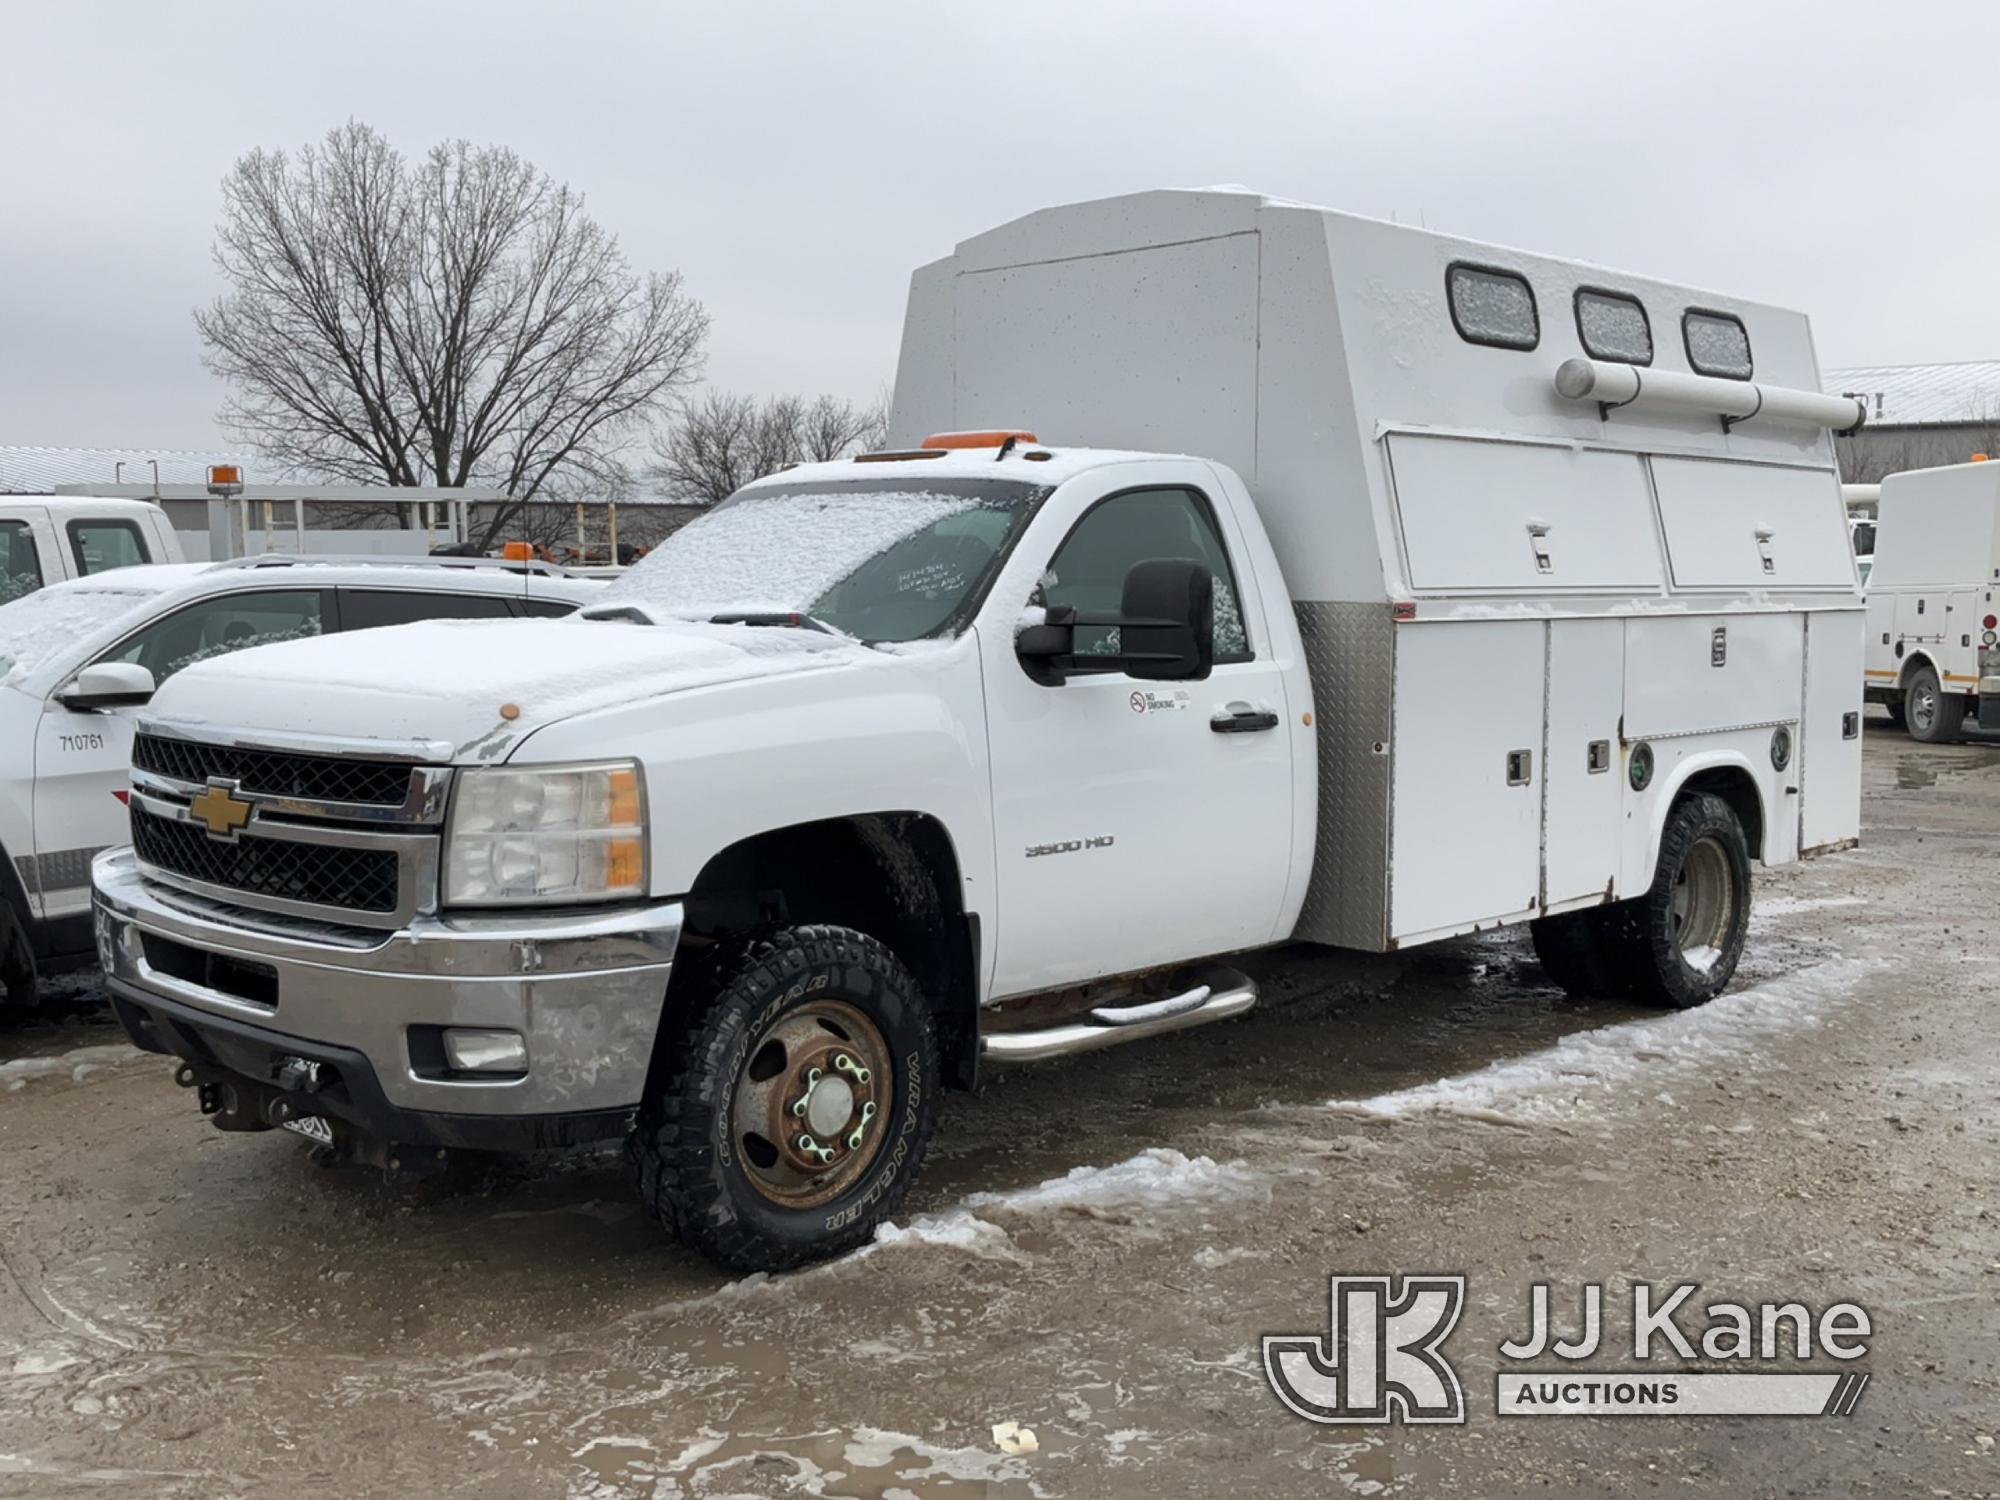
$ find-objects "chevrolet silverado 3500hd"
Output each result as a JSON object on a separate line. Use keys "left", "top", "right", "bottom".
{"left": 92, "top": 189, "right": 1865, "bottom": 1269}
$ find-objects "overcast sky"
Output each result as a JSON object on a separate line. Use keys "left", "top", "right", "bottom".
{"left": 5, "top": 0, "right": 1996, "bottom": 455}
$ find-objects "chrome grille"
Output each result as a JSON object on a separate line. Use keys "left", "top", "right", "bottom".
{"left": 131, "top": 804, "right": 400, "bottom": 915}
{"left": 133, "top": 733, "right": 414, "bottom": 808}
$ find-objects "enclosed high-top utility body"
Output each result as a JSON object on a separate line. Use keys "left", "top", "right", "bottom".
{"left": 1860, "top": 460, "right": 2000, "bottom": 739}
{"left": 95, "top": 189, "right": 1864, "bottom": 1271}
{"left": 893, "top": 187, "right": 1866, "bottom": 948}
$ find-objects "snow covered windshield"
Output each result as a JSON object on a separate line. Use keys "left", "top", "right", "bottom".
{"left": 0, "top": 583, "right": 158, "bottom": 682}
{"left": 603, "top": 477, "right": 1048, "bottom": 641}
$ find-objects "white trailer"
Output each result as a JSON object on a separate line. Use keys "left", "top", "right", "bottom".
{"left": 96, "top": 188, "right": 1866, "bottom": 1271}
{"left": 1862, "top": 460, "right": 2000, "bottom": 739}
{"left": 893, "top": 187, "right": 1866, "bottom": 953}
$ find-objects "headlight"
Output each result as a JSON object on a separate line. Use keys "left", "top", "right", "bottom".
{"left": 444, "top": 762, "right": 647, "bottom": 907}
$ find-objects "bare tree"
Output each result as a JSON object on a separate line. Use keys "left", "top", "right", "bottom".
{"left": 798, "top": 392, "right": 888, "bottom": 462}
{"left": 648, "top": 390, "right": 887, "bottom": 504}
{"left": 196, "top": 122, "right": 708, "bottom": 547}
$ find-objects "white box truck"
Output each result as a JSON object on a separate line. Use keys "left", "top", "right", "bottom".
{"left": 92, "top": 189, "right": 1864, "bottom": 1270}
{"left": 1861, "top": 460, "right": 2000, "bottom": 739}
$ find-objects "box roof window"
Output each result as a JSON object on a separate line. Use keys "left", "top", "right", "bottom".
{"left": 1576, "top": 289, "right": 1653, "bottom": 365}
{"left": 1448, "top": 264, "right": 1539, "bottom": 351}
{"left": 1684, "top": 309, "right": 1753, "bottom": 380}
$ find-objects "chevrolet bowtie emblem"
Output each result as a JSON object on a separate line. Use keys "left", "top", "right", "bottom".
{"left": 189, "top": 781, "right": 253, "bottom": 841}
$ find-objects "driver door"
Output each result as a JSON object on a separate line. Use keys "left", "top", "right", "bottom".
{"left": 980, "top": 471, "right": 1295, "bottom": 998}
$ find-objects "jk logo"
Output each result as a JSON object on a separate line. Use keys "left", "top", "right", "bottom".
{"left": 1263, "top": 1275, "right": 1467, "bottom": 1425}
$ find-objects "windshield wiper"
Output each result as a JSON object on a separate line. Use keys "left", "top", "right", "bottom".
{"left": 707, "top": 611, "right": 838, "bottom": 634}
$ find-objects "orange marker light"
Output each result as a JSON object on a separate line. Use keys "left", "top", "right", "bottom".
{"left": 921, "top": 429, "right": 1039, "bottom": 450}
{"left": 607, "top": 838, "right": 645, "bottom": 891}
{"left": 607, "top": 766, "right": 643, "bottom": 826}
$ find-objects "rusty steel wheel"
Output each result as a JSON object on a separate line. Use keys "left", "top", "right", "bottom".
{"left": 631, "top": 925, "right": 940, "bottom": 1272}
{"left": 731, "top": 999, "right": 894, "bottom": 1209}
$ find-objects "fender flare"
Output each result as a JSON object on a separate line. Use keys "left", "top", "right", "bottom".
{"left": 1646, "top": 749, "right": 1771, "bottom": 868}
{"left": 1896, "top": 648, "right": 1943, "bottom": 692}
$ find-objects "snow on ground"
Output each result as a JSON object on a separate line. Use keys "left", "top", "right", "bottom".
{"left": 1752, "top": 894, "right": 1869, "bottom": 923}
{"left": 0, "top": 1043, "right": 146, "bottom": 1091}
{"left": 962, "top": 1147, "right": 1268, "bottom": 1217}
{"left": 1323, "top": 959, "right": 1873, "bottom": 1127}
{"left": 868, "top": 1209, "right": 1022, "bottom": 1261}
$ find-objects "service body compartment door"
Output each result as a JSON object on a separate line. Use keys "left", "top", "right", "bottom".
{"left": 1863, "top": 591, "right": 1898, "bottom": 691}
{"left": 1543, "top": 619, "right": 1625, "bottom": 907}
{"left": 1389, "top": 621, "right": 1543, "bottom": 940}
{"left": 1623, "top": 613, "right": 1804, "bottom": 739}
{"left": 1800, "top": 609, "right": 1863, "bottom": 853}
{"left": 1892, "top": 591, "right": 1943, "bottom": 659}
{"left": 1389, "top": 436, "right": 1662, "bottom": 592}
{"left": 1651, "top": 459, "right": 1853, "bottom": 589}
{"left": 1945, "top": 589, "right": 1980, "bottom": 685}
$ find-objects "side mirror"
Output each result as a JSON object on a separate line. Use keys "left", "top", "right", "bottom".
{"left": 58, "top": 661, "right": 156, "bottom": 711}
{"left": 1015, "top": 559, "right": 1214, "bottom": 684}
{"left": 1115, "top": 559, "right": 1214, "bottom": 682}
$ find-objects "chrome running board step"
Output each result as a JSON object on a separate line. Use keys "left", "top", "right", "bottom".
{"left": 980, "top": 966, "right": 1258, "bottom": 1063}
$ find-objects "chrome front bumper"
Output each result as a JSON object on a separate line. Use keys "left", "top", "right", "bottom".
{"left": 91, "top": 847, "right": 680, "bottom": 1122}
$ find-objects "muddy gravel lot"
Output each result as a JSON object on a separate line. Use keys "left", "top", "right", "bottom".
{"left": 1, "top": 721, "right": 1995, "bottom": 1498}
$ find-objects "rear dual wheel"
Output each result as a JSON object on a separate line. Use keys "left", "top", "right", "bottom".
{"left": 1904, "top": 664, "right": 1969, "bottom": 744}
{"left": 1530, "top": 792, "right": 1751, "bottom": 1009}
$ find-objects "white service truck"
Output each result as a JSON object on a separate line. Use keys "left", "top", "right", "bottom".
{"left": 1860, "top": 460, "right": 2000, "bottom": 739}
{"left": 0, "top": 558, "right": 598, "bottom": 1005}
{"left": 93, "top": 189, "right": 1864, "bottom": 1270}
{"left": 0, "top": 495, "right": 184, "bottom": 603}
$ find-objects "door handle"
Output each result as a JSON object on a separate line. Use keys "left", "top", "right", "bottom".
{"left": 1211, "top": 705, "right": 1280, "bottom": 734}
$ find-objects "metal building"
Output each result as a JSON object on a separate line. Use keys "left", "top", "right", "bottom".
{"left": 1826, "top": 362, "right": 2000, "bottom": 482}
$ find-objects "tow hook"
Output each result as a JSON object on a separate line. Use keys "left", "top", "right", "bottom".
{"left": 179, "top": 1063, "right": 276, "bottom": 1133}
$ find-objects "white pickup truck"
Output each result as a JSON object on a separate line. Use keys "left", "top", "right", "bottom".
{"left": 93, "top": 190, "right": 1864, "bottom": 1270}
{"left": 0, "top": 557, "right": 598, "bottom": 1006}
{"left": 0, "top": 495, "right": 184, "bottom": 603}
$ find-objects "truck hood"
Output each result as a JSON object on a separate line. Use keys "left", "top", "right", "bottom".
{"left": 145, "top": 617, "right": 879, "bottom": 761}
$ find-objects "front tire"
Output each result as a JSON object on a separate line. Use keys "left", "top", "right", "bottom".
{"left": 1609, "top": 792, "right": 1753, "bottom": 1009}
{"left": 632, "top": 925, "right": 940, "bottom": 1272}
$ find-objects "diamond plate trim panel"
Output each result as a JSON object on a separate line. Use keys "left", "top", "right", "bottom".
{"left": 1290, "top": 601, "right": 1395, "bottom": 950}
{"left": 16, "top": 845, "right": 109, "bottom": 896}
